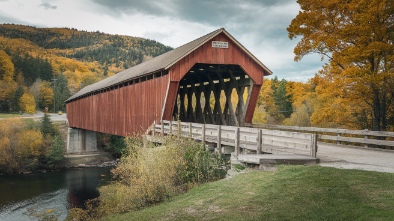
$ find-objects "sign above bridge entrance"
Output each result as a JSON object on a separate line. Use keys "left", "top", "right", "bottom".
{"left": 212, "top": 41, "right": 228, "bottom": 48}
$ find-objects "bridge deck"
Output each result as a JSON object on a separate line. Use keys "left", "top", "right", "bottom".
{"left": 150, "top": 121, "right": 319, "bottom": 166}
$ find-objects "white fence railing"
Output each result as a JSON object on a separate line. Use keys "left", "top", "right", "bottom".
{"left": 247, "top": 124, "right": 394, "bottom": 148}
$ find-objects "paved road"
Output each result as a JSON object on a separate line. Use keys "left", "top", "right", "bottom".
{"left": 317, "top": 142, "right": 394, "bottom": 173}
{"left": 21, "top": 111, "right": 68, "bottom": 123}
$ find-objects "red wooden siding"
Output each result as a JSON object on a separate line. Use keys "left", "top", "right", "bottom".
{"left": 168, "top": 33, "right": 265, "bottom": 84}
{"left": 67, "top": 74, "right": 169, "bottom": 136}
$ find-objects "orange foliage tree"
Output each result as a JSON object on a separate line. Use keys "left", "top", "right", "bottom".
{"left": 288, "top": 0, "right": 394, "bottom": 131}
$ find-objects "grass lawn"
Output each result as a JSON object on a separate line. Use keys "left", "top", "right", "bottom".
{"left": 102, "top": 165, "right": 394, "bottom": 221}
{"left": 0, "top": 113, "right": 22, "bottom": 118}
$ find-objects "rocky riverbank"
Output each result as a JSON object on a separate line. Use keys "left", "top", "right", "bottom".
{"left": 64, "top": 151, "right": 118, "bottom": 168}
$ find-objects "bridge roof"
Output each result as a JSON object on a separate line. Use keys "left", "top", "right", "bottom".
{"left": 65, "top": 28, "right": 272, "bottom": 103}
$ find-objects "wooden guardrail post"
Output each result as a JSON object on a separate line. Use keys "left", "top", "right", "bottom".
{"left": 177, "top": 119, "right": 181, "bottom": 138}
{"left": 189, "top": 122, "right": 192, "bottom": 139}
{"left": 169, "top": 121, "right": 172, "bottom": 136}
{"left": 161, "top": 121, "right": 164, "bottom": 136}
{"left": 256, "top": 129, "right": 262, "bottom": 154}
{"left": 364, "top": 129, "right": 369, "bottom": 147}
{"left": 217, "top": 125, "right": 222, "bottom": 155}
{"left": 153, "top": 120, "right": 156, "bottom": 136}
{"left": 311, "top": 134, "right": 318, "bottom": 158}
{"left": 235, "top": 127, "right": 240, "bottom": 156}
{"left": 202, "top": 124, "right": 206, "bottom": 143}
{"left": 336, "top": 132, "right": 341, "bottom": 144}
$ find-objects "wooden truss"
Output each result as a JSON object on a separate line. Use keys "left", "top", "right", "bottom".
{"left": 173, "top": 66, "right": 252, "bottom": 126}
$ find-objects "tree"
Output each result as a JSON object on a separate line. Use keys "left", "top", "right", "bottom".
{"left": 258, "top": 79, "right": 282, "bottom": 124}
{"left": 53, "top": 74, "right": 71, "bottom": 112}
{"left": 46, "top": 135, "right": 65, "bottom": 168}
{"left": 287, "top": 0, "right": 394, "bottom": 131}
{"left": 0, "top": 50, "right": 17, "bottom": 112}
{"left": 0, "top": 50, "right": 14, "bottom": 82}
{"left": 29, "top": 79, "right": 42, "bottom": 105}
{"left": 40, "top": 113, "right": 58, "bottom": 137}
{"left": 19, "top": 93, "right": 36, "bottom": 114}
{"left": 273, "top": 80, "right": 293, "bottom": 118}
{"left": 39, "top": 81, "right": 53, "bottom": 110}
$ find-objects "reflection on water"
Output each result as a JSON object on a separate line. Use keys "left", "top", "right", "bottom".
{"left": 0, "top": 167, "right": 112, "bottom": 221}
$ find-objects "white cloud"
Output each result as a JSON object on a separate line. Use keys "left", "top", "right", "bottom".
{"left": 0, "top": 0, "right": 325, "bottom": 81}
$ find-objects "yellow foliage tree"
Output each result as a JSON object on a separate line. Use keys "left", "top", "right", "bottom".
{"left": 39, "top": 81, "right": 54, "bottom": 109}
{"left": 256, "top": 79, "right": 281, "bottom": 124}
{"left": 0, "top": 50, "right": 17, "bottom": 104}
{"left": 16, "top": 129, "right": 43, "bottom": 160}
{"left": 0, "top": 50, "right": 14, "bottom": 82}
{"left": 19, "top": 93, "right": 36, "bottom": 114}
{"left": 284, "top": 81, "right": 315, "bottom": 126}
{"left": 252, "top": 105, "right": 268, "bottom": 124}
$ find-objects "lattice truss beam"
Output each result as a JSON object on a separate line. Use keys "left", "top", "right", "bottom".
{"left": 173, "top": 64, "right": 253, "bottom": 126}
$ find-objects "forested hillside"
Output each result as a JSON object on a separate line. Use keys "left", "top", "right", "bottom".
{"left": 0, "top": 24, "right": 172, "bottom": 112}
{"left": 0, "top": 20, "right": 392, "bottom": 132}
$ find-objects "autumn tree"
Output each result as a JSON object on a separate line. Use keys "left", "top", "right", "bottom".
{"left": 39, "top": 81, "right": 53, "bottom": 110}
{"left": 0, "top": 50, "right": 17, "bottom": 112}
{"left": 0, "top": 50, "right": 14, "bottom": 82}
{"left": 19, "top": 92, "right": 36, "bottom": 114}
{"left": 284, "top": 81, "right": 315, "bottom": 126}
{"left": 288, "top": 0, "right": 394, "bottom": 131}
{"left": 257, "top": 79, "right": 281, "bottom": 124}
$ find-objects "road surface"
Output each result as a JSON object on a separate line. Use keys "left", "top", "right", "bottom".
{"left": 20, "top": 111, "right": 68, "bottom": 123}
{"left": 317, "top": 142, "right": 394, "bottom": 173}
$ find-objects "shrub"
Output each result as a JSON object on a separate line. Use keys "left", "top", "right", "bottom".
{"left": 46, "top": 135, "right": 65, "bottom": 168}
{"left": 98, "top": 134, "right": 127, "bottom": 157}
{"left": 40, "top": 113, "right": 58, "bottom": 136}
{"left": 67, "top": 136, "right": 226, "bottom": 220}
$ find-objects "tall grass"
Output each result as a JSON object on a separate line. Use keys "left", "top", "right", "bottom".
{"left": 67, "top": 136, "right": 226, "bottom": 220}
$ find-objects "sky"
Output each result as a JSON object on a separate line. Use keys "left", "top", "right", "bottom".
{"left": 0, "top": 0, "right": 327, "bottom": 81}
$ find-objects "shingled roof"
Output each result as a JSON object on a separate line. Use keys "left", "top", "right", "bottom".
{"left": 65, "top": 28, "right": 272, "bottom": 103}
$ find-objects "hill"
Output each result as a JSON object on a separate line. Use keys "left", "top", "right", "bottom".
{"left": 0, "top": 24, "right": 172, "bottom": 112}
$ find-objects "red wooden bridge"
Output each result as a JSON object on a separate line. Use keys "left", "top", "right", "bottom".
{"left": 66, "top": 28, "right": 272, "bottom": 139}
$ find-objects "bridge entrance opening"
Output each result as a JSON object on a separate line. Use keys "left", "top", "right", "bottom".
{"left": 172, "top": 63, "right": 253, "bottom": 126}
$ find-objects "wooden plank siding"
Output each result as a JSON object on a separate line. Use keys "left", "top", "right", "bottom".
{"left": 168, "top": 33, "right": 264, "bottom": 84}
{"left": 67, "top": 74, "right": 169, "bottom": 136}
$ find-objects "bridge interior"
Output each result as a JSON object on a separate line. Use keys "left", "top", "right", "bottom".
{"left": 172, "top": 63, "right": 252, "bottom": 126}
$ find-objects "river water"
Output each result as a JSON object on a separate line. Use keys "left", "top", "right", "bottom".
{"left": 0, "top": 167, "right": 112, "bottom": 221}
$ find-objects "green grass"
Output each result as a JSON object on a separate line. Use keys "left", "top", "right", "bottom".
{"left": 102, "top": 165, "right": 394, "bottom": 221}
{"left": 0, "top": 113, "right": 22, "bottom": 118}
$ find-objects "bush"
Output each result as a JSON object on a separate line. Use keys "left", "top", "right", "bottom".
{"left": 98, "top": 133, "right": 127, "bottom": 158}
{"left": 40, "top": 113, "right": 58, "bottom": 136}
{"left": 46, "top": 135, "right": 65, "bottom": 168}
{"left": 67, "top": 136, "right": 226, "bottom": 220}
{"left": 0, "top": 116, "right": 65, "bottom": 173}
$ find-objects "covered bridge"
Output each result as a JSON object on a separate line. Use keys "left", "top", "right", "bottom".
{"left": 65, "top": 28, "right": 272, "bottom": 139}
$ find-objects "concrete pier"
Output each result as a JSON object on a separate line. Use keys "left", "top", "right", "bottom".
{"left": 67, "top": 128, "right": 97, "bottom": 154}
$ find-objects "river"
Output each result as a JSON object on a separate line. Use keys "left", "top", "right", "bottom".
{"left": 0, "top": 167, "right": 112, "bottom": 221}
